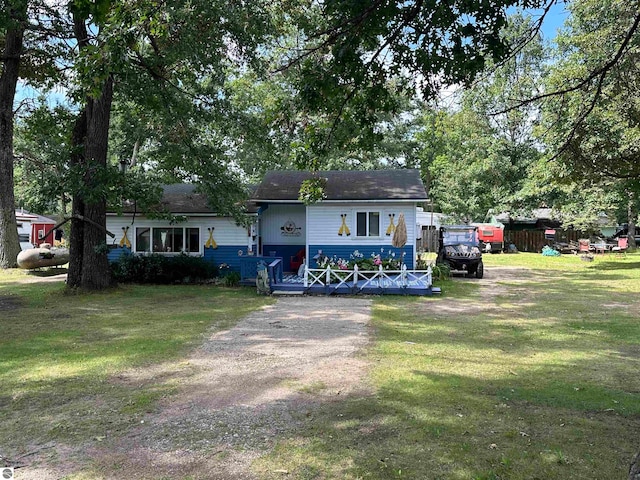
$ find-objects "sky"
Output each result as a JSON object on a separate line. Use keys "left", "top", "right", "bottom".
{"left": 531, "top": 1, "right": 570, "bottom": 41}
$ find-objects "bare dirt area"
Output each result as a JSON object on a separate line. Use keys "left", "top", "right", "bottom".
{"left": 18, "top": 296, "right": 373, "bottom": 480}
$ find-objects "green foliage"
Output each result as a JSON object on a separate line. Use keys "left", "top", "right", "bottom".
{"left": 430, "top": 262, "right": 451, "bottom": 281}
{"left": 110, "top": 253, "right": 217, "bottom": 284}
{"left": 298, "top": 177, "right": 327, "bottom": 205}
{"left": 540, "top": 0, "right": 640, "bottom": 181}
{"left": 533, "top": 0, "right": 640, "bottom": 227}
{"left": 14, "top": 102, "right": 75, "bottom": 214}
{"left": 222, "top": 271, "right": 241, "bottom": 287}
{"left": 414, "top": 15, "right": 546, "bottom": 222}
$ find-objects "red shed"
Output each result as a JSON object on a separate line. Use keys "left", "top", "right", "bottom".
{"left": 29, "top": 214, "right": 56, "bottom": 246}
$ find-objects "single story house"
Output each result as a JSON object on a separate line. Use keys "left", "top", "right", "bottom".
{"left": 106, "top": 169, "right": 428, "bottom": 272}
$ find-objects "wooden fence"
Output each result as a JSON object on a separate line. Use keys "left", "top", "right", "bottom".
{"left": 505, "top": 229, "right": 582, "bottom": 253}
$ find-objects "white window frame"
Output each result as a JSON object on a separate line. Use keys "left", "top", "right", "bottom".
{"left": 354, "top": 210, "right": 382, "bottom": 238}
{"left": 134, "top": 226, "right": 201, "bottom": 255}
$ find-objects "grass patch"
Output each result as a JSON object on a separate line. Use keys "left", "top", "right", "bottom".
{"left": 254, "top": 252, "right": 640, "bottom": 479}
{"left": 0, "top": 270, "right": 272, "bottom": 457}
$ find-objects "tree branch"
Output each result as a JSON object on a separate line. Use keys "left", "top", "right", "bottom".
{"left": 493, "top": 11, "right": 640, "bottom": 115}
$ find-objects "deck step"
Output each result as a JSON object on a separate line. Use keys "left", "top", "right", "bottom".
{"left": 272, "top": 290, "right": 305, "bottom": 295}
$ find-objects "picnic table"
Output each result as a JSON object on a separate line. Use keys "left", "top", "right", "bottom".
{"left": 592, "top": 242, "right": 615, "bottom": 254}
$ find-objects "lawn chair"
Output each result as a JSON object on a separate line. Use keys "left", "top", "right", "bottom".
{"left": 578, "top": 239, "right": 590, "bottom": 254}
{"left": 611, "top": 237, "right": 628, "bottom": 257}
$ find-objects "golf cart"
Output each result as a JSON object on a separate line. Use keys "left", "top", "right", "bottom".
{"left": 438, "top": 225, "right": 484, "bottom": 278}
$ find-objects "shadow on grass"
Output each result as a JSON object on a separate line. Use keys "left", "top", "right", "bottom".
{"left": 588, "top": 261, "right": 640, "bottom": 271}
{"left": 256, "top": 317, "right": 640, "bottom": 479}
{"left": 257, "top": 365, "right": 639, "bottom": 479}
{"left": 25, "top": 267, "right": 69, "bottom": 277}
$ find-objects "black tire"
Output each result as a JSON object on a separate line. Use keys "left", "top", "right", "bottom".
{"left": 475, "top": 260, "right": 484, "bottom": 279}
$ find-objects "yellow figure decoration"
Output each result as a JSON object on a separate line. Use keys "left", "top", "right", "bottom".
{"left": 119, "top": 226, "right": 131, "bottom": 248}
{"left": 206, "top": 227, "right": 218, "bottom": 249}
{"left": 386, "top": 214, "right": 396, "bottom": 236}
{"left": 338, "top": 214, "right": 351, "bottom": 236}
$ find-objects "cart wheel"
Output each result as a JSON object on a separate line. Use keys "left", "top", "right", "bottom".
{"left": 475, "top": 261, "right": 484, "bottom": 279}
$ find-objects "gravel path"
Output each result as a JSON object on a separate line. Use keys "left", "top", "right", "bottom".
{"left": 86, "top": 296, "right": 373, "bottom": 479}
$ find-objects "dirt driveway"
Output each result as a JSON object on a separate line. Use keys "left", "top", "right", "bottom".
{"left": 21, "top": 296, "right": 373, "bottom": 480}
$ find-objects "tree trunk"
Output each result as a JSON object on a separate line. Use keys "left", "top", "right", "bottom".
{"left": 67, "top": 110, "right": 87, "bottom": 288}
{"left": 66, "top": 78, "right": 114, "bottom": 290}
{"left": 628, "top": 189, "right": 637, "bottom": 249}
{"left": 0, "top": 1, "right": 27, "bottom": 268}
{"left": 66, "top": 13, "right": 115, "bottom": 290}
{"left": 80, "top": 76, "right": 114, "bottom": 289}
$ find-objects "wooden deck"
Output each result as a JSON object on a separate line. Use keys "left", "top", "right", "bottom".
{"left": 265, "top": 260, "right": 440, "bottom": 296}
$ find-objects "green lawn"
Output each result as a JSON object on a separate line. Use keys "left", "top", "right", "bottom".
{"left": 3, "top": 254, "right": 639, "bottom": 479}
{"left": 254, "top": 252, "right": 640, "bottom": 479}
{"left": 0, "top": 270, "right": 272, "bottom": 460}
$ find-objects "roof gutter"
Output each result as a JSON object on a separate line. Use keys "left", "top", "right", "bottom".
{"left": 253, "top": 199, "right": 428, "bottom": 204}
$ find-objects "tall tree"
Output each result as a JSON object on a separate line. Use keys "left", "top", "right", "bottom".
{"left": 415, "top": 14, "right": 545, "bottom": 221}
{"left": 540, "top": 0, "right": 640, "bottom": 243}
{"left": 0, "top": 0, "right": 27, "bottom": 268}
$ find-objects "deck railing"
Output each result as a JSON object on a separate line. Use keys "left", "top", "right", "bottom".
{"left": 304, "top": 264, "right": 432, "bottom": 292}
{"left": 240, "top": 256, "right": 282, "bottom": 283}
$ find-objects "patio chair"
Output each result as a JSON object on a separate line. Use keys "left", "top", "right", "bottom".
{"left": 290, "top": 248, "right": 305, "bottom": 272}
{"left": 611, "top": 237, "right": 628, "bottom": 257}
{"left": 578, "top": 239, "right": 590, "bottom": 254}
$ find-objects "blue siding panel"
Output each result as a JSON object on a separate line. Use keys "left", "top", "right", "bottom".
{"left": 309, "top": 244, "right": 413, "bottom": 268}
{"left": 203, "top": 245, "right": 249, "bottom": 272}
{"left": 108, "top": 247, "right": 131, "bottom": 263}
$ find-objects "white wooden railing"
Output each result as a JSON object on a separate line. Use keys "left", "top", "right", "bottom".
{"left": 304, "top": 264, "right": 432, "bottom": 291}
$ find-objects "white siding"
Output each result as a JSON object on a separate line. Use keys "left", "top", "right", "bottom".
{"left": 306, "top": 203, "right": 417, "bottom": 246}
{"left": 106, "top": 214, "right": 249, "bottom": 254}
{"left": 260, "top": 204, "right": 306, "bottom": 245}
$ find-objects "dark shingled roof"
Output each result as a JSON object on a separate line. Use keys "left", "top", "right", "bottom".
{"left": 252, "top": 169, "right": 428, "bottom": 202}
{"left": 117, "top": 184, "right": 259, "bottom": 215}
{"left": 159, "top": 184, "right": 211, "bottom": 213}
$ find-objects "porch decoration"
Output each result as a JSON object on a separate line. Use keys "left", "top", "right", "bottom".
{"left": 392, "top": 213, "right": 407, "bottom": 248}
{"left": 281, "top": 219, "right": 302, "bottom": 236}
{"left": 317, "top": 248, "right": 402, "bottom": 272}
{"left": 385, "top": 213, "right": 396, "bottom": 236}
{"left": 205, "top": 227, "right": 218, "bottom": 249}
{"left": 338, "top": 214, "right": 351, "bottom": 236}
{"left": 119, "top": 226, "right": 131, "bottom": 248}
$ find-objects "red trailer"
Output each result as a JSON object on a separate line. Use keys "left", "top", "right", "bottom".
{"left": 475, "top": 224, "right": 504, "bottom": 253}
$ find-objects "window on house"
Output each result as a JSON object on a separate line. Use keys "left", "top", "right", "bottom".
{"left": 135, "top": 227, "right": 150, "bottom": 252}
{"left": 356, "top": 211, "right": 380, "bottom": 237}
{"left": 135, "top": 227, "right": 200, "bottom": 253}
{"left": 185, "top": 228, "right": 200, "bottom": 252}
